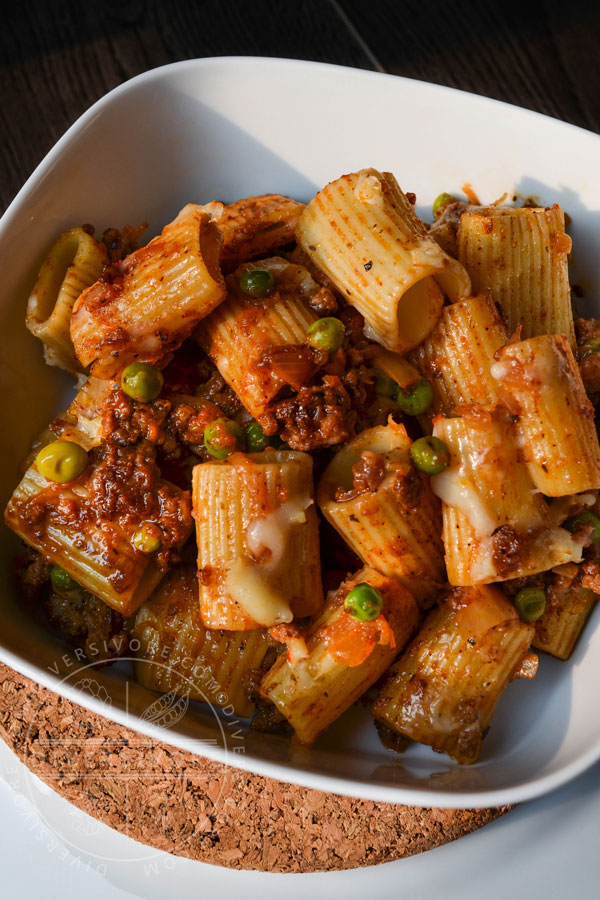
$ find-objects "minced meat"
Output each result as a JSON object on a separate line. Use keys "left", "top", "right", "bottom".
{"left": 266, "top": 375, "right": 354, "bottom": 450}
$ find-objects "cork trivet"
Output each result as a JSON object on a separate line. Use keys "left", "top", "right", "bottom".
{"left": 0, "top": 663, "right": 509, "bottom": 872}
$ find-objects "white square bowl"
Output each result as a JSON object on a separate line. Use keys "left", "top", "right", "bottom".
{"left": 1, "top": 57, "right": 599, "bottom": 809}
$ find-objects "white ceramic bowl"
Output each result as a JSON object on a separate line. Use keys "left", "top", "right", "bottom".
{"left": 1, "top": 57, "right": 599, "bottom": 809}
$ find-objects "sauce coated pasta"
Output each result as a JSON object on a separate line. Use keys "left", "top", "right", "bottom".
{"left": 7, "top": 172, "right": 600, "bottom": 764}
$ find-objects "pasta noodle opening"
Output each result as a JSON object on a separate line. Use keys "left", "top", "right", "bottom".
{"left": 394, "top": 275, "right": 444, "bottom": 350}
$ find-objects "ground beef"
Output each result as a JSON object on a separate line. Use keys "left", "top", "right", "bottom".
{"left": 308, "top": 286, "right": 338, "bottom": 315}
{"left": 335, "top": 451, "right": 386, "bottom": 501}
{"left": 491, "top": 525, "right": 522, "bottom": 578}
{"left": 196, "top": 370, "right": 242, "bottom": 418}
{"left": 87, "top": 440, "right": 192, "bottom": 570}
{"left": 575, "top": 316, "right": 600, "bottom": 347}
{"left": 266, "top": 375, "right": 354, "bottom": 450}
{"left": 392, "top": 464, "right": 423, "bottom": 508}
{"left": 166, "top": 399, "right": 218, "bottom": 456}
{"left": 351, "top": 450, "right": 387, "bottom": 493}
{"left": 582, "top": 558, "right": 600, "bottom": 593}
{"left": 570, "top": 521, "right": 596, "bottom": 550}
{"left": 101, "top": 384, "right": 222, "bottom": 460}
{"left": 341, "top": 363, "right": 370, "bottom": 413}
{"left": 101, "top": 385, "right": 172, "bottom": 449}
{"left": 339, "top": 306, "right": 365, "bottom": 345}
{"left": 99, "top": 222, "right": 148, "bottom": 264}
{"left": 45, "top": 588, "right": 129, "bottom": 662}
{"left": 428, "top": 201, "right": 469, "bottom": 257}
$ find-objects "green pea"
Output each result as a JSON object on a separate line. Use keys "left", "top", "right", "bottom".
{"left": 132, "top": 523, "right": 162, "bottom": 554}
{"left": 239, "top": 268, "right": 275, "bottom": 298}
{"left": 581, "top": 337, "right": 600, "bottom": 358}
{"left": 564, "top": 510, "right": 600, "bottom": 542}
{"left": 432, "top": 192, "right": 456, "bottom": 218}
{"left": 306, "top": 317, "right": 346, "bottom": 352}
{"left": 344, "top": 583, "right": 384, "bottom": 621}
{"left": 204, "top": 418, "right": 246, "bottom": 459}
{"left": 245, "top": 420, "right": 270, "bottom": 452}
{"left": 395, "top": 379, "right": 434, "bottom": 416}
{"left": 121, "top": 362, "right": 164, "bottom": 402}
{"left": 49, "top": 566, "right": 79, "bottom": 593}
{"left": 35, "top": 440, "right": 88, "bottom": 483}
{"left": 514, "top": 587, "right": 547, "bottom": 623}
{"left": 374, "top": 369, "right": 397, "bottom": 398}
{"left": 410, "top": 436, "right": 449, "bottom": 475}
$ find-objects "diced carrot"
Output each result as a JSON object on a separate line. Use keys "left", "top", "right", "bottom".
{"left": 323, "top": 611, "right": 396, "bottom": 667}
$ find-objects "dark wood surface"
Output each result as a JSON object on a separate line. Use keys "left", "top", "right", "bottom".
{"left": 2, "top": 0, "right": 600, "bottom": 212}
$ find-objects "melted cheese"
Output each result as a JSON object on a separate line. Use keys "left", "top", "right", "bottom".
{"left": 354, "top": 172, "right": 383, "bottom": 205}
{"left": 431, "top": 466, "right": 496, "bottom": 536}
{"left": 246, "top": 496, "right": 312, "bottom": 568}
{"left": 226, "top": 495, "right": 314, "bottom": 627}
{"left": 490, "top": 360, "right": 511, "bottom": 382}
{"left": 226, "top": 559, "right": 293, "bottom": 627}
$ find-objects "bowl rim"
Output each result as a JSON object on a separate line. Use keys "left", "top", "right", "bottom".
{"left": 2, "top": 55, "right": 600, "bottom": 809}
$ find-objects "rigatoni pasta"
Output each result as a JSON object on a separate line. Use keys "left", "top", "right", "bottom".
{"left": 51, "top": 376, "right": 113, "bottom": 450}
{"left": 197, "top": 257, "right": 320, "bottom": 420}
{"left": 133, "top": 565, "right": 273, "bottom": 717}
{"left": 492, "top": 334, "right": 600, "bottom": 496}
{"left": 458, "top": 205, "right": 575, "bottom": 346}
{"left": 533, "top": 582, "right": 598, "bottom": 661}
{"left": 5, "top": 457, "right": 192, "bottom": 615}
{"left": 296, "top": 169, "right": 471, "bottom": 353}
{"left": 193, "top": 450, "right": 323, "bottom": 630}
{"left": 431, "top": 406, "right": 585, "bottom": 585}
{"left": 260, "top": 567, "right": 418, "bottom": 744}
{"left": 373, "top": 585, "right": 534, "bottom": 764}
{"left": 26, "top": 227, "right": 107, "bottom": 374}
{"left": 408, "top": 294, "right": 508, "bottom": 416}
{"left": 201, "top": 194, "right": 305, "bottom": 273}
{"left": 71, "top": 203, "right": 226, "bottom": 377}
{"left": 317, "top": 422, "right": 444, "bottom": 604}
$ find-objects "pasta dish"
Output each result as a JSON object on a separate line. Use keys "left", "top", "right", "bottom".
{"left": 6, "top": 169, "right": 600, "bottom": 765}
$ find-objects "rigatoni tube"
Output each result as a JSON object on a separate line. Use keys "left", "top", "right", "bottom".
{"left": 491, "top": 334, "right": 600, "bottom": 496}
{"left": 533, "top": 583, "right": 598, "bottom": 661}
{"left": 193, "top": 450, "right": 323, "bottom": 630}
{"left": 296, "top": 169, "right": 471, "bottom": 353}
{"left": 458, "top": 205, "right": 574, "bottom": 347}
{"left": 133, "top": 565, "right": 273, "bottom": 717}
{"left": 197, "top": 256, "right": 321, "bottom": 420}
{"left": 260, "top": 567, "right": 418, "bottom": 744}
{"left": 317, "top": 422, "right": 445, "bottom": 605}
{"left": 372, "top": 584, "right": 535, "bottom": 764}
{"left": 201, "top": 194, "right": 305, "bottom": 273}
{"left": 4, "top": 456, "right": 191, "bottom": 616}
{"left": 71, "top": 203, "right": 226, "bottom": 376}
{"left": 26, "top": 227, "right": 107, "bottom": 374}
{"left": 432, "top": 406, "right": 585, "bottom": 585}
{"left": 408, "top": 294, "right": 508, "bottom": 416}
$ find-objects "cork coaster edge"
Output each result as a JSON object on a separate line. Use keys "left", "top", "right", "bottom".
{"left": 0, "top": 663, "right": 509, "bottom": 873}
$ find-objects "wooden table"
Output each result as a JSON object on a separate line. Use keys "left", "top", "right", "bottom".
{"left": 2, "top": 1, "right": 600, "bottom": 212}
